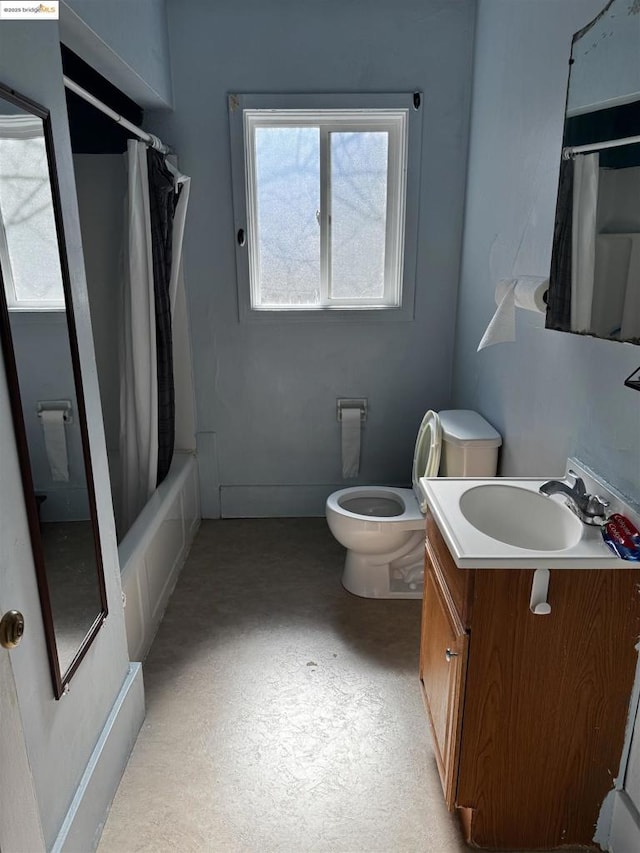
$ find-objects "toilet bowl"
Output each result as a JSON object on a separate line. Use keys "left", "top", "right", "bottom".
{"left": 326, "top": 410, "right": 502, "bottom": 599}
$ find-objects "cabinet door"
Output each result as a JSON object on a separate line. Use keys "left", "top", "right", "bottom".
{"left": 419, "top": 559, "right": 468, "bottom": 810}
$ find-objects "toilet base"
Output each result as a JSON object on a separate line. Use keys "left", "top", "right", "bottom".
{"left": 341, "top": 532, "right": 424, "bottom": 599}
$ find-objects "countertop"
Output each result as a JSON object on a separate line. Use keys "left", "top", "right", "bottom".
{"left": 419, "top": 475, "right": 630, "bottom": 569}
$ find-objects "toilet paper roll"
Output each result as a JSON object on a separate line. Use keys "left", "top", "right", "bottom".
{"left": 341, "top": 407, "right": 361, "bottom": 478}
{"left": 40, "top": 409, "right": 69, "bottom": 482}
{"left": 477, "top": 276, "right": 549, "bottom": 351}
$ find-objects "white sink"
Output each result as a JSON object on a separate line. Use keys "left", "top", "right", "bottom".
{"left": 459, "top": 484, "right": 584, "bottom": 551}
{"left": 419, "top": 460, "right": 638, "bottom": 569}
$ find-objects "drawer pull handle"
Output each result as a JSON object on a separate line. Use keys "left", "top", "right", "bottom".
{"left": 445, "top": 648, "right": 459, "bottom": 662}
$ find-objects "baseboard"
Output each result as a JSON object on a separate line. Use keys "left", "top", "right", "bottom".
{"left": 51, "top": 663, "right": 145, "bottom": 853}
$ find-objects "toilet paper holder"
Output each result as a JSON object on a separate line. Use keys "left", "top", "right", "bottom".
{"left": 37, "top": 400, "right": 73, "bottom": 423}
{"left": 337, "top": 398, "right": 368, "bottom": 422}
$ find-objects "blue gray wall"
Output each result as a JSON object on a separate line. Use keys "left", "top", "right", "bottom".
{"left": 61, "top": 0, "right": 173, "bottom": 107}
{"left": 452, "top": 0, "right": 640, "bottom": 506}
{"left": 148, "top": 0, "right": 477, "bottom": 517}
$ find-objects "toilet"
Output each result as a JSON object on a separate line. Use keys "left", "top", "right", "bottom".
{"left": 326, "top": 410, "right": 502, "bottom": 599}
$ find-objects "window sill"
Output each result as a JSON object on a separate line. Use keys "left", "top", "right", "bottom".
{"left": 239, "top": 302, "right": 416, "bottom": 324}
{"left": 8, "top": 308, "right": 66, "bottom": 326}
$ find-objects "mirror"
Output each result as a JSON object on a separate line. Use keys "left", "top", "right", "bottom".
{"left": 546, "top": 0, "right": 640, "bottom": 343}
{"left": 0, "top": 82, "right": 108, "bottom": 698}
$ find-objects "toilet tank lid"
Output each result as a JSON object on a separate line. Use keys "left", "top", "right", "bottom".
{"left": 438, "top": 410, "right": 502, "bottom": 447}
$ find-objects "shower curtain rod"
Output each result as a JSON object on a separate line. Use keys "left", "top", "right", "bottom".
{"left": 563, "top": 132, "right": 640, "bottom": 160}
{"left": 63, "top": 76, "right": 170, "bottom": 154}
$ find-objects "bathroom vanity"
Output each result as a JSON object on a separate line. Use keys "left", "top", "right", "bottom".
{"left": 419, "top": 506, "right": 640, "bottom": 850}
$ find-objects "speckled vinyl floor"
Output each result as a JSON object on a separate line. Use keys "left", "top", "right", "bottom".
{"left": 97, "top": 518, "right": 470, "bottom": 853}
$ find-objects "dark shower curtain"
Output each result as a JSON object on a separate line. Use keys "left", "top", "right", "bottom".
{"left": 546, "top": 157, "right": 574, "bottom": 331}
{"left": 147, "top": 149, "right": 182, "bottom": 486}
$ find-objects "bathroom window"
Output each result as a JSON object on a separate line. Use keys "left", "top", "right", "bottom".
{"left": 0, "top": 117, "right": 65, "bottom": 311}
{"left": 228, "top": 93, "right": 422, "bottom": 322}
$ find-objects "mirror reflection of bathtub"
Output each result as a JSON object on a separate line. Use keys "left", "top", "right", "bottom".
{"left": 546, "top": 0, "right": 640, "bottom": 343}
{"left": 562, "top": 153, "right": 640, "bottom": 341}
{"left": 592, "top": 230, "right": 640, "bottom": 340}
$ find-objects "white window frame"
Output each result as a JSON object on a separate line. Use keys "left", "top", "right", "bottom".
{"left": 229, "top": 93, "right": 423, "bottom": 323}
{"left": 0, "top": 114, "right": 65, "bottom": 312}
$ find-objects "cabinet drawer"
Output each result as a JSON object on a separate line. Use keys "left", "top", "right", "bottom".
{"left": 426, "top": 510, "right": 473, "bottom": 627}
{"left": 419, "top": 560, "right": 468, "bottom": 810}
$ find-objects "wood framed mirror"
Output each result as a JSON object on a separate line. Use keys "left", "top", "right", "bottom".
{"left": 0, "top": 81, "right": 108, "bottom": 698}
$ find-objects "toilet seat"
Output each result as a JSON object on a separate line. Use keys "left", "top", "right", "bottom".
{"left": 326, "top": 486, "right": 424, "bottom": 527}
{"left": 412, "top": 410, "right": 441, "bottom": 511}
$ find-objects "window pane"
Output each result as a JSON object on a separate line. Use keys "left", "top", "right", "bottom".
{"left": 0, "top": 136, "right": 64, "bottom": 306}
{"left": 330, "top": 131, "right": 388, "bottom": 300}
{"left": 255, "top": 127, "right": 320, "bottom": 306}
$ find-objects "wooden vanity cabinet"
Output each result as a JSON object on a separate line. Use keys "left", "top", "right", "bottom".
{"left": 419, "top": 562, "right": 468, "bottom": 807}
{"left": 420, "top": 509, "right": 640, "bottom": 851}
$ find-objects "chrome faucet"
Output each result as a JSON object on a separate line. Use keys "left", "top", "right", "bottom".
{"left": 539, "top": 471, "right": 609, "bottom": 525}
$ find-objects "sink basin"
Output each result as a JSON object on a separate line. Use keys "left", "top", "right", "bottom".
{"left": 419, "top": 463, "right": 633, "bottom": 568}
{"left": 459, "top": 484, "right": 584, "bottom": 551}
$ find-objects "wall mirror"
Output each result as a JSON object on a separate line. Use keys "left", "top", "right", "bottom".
{"left": 546, "top": 0, "right": 640, "bottom": 343}
{"left": 0, "top": 81, "right": 108, "bottom": 698}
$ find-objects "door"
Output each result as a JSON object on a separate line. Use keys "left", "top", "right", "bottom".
{"left": 0, "top": 347, "right": 45, "bottom": 851}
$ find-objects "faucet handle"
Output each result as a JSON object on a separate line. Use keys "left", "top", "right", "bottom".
{"left": 567, "top": 470, "right": 586, "bottom": 495}
{"left": 587, "top": 494, "right": 609, "bottom": 517}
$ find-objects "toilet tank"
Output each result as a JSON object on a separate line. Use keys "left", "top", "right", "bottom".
{"left": 438, "top": 410, "right": 502, "bottom": 477}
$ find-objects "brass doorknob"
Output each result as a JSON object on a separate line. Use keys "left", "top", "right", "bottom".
{"left": 0, "top": 610, "right": 25, "bottom": 649}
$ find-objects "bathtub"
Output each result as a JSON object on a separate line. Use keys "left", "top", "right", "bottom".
{"left": 117, "top": 451, "right": 200, "bottom": 661}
